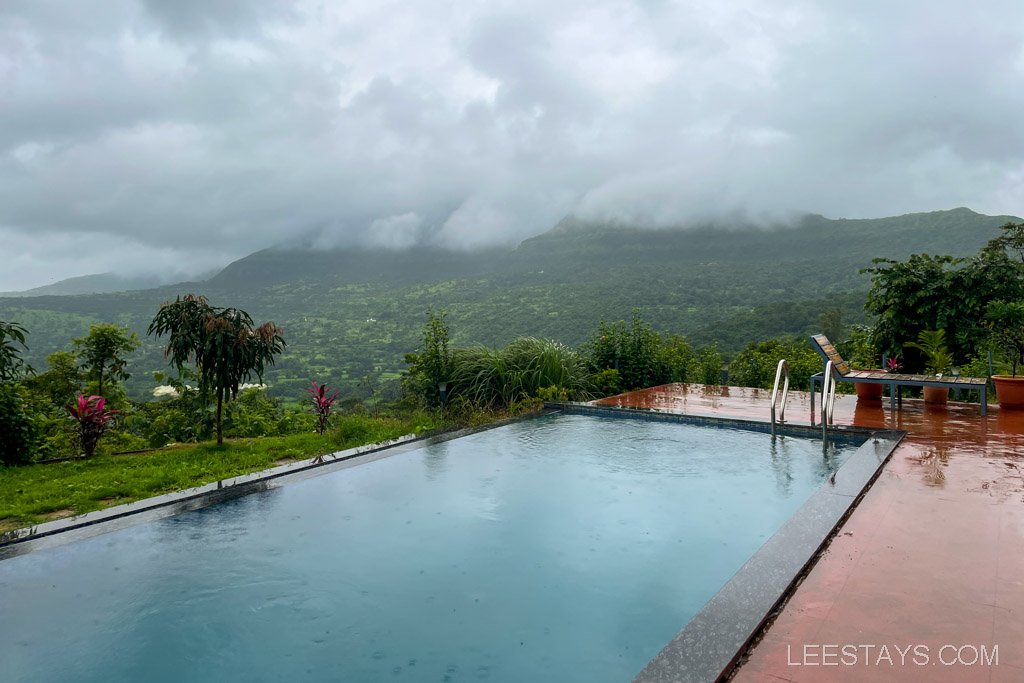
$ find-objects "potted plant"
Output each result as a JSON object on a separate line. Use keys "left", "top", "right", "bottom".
{"left": 985, "top": 300, "right": 1024, "bottom": 409}
{"left": 904, "top": 329, "right": 953, "bottom": 404}
{"left": 848, "top": 325, "right": 884, "bottom": 401}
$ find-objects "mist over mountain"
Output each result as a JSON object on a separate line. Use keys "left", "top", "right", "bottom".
{"left": 1, "top": 207, "right": 1015, "bottom": 401}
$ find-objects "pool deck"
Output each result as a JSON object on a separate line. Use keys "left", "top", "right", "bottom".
{"left": 592, "top": 384, "right": 1024, "bottom": 682}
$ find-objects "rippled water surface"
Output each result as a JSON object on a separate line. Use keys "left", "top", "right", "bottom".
{"left": 0, "top": 414, "right": 858, "bottom": 682}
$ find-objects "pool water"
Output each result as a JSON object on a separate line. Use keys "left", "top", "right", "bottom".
{"left": 0, "top": 413, "right": 858, "bottom": 683}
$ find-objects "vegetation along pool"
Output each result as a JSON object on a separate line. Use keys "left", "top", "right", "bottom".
{"left": 0, "top": 413, "right": 862, "bottom": 682}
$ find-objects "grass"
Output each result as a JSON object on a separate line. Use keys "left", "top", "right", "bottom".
{"left": 0, "top": 412, "right": 441, "bottom": 533}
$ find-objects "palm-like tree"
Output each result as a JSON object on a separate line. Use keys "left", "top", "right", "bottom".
{"left": 148, "top": 295, "right": 286, "bottom": 444}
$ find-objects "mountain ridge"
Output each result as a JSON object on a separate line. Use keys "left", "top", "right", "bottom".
{"left": 1, "top": 207, "right": 1018, "bottom": 399}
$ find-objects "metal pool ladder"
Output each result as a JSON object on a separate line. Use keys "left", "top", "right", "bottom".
{"left": 820, "top": 360, "right": 838, "bottom": 433}
{"left": 770, "top": 359, "right": 790, "bottom": 434}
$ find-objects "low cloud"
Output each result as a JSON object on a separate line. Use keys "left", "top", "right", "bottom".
{"left": 2, "top": 0, "right": 1024, "bottom": 289}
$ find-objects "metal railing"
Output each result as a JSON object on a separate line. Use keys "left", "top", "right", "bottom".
{"left": 820, "top": 360, "right": 838, "bottom": 432}
{"left": 770, "top": 359, "right": 790, "bottom": 434}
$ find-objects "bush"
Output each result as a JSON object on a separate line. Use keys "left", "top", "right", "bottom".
{"left": 694, "top": 345, "right": 724, "bottom": 385}
{"left": 728, "top": 338, "right": 820, "bottom": 391}
{"left": 223, "top": 387, "right": 283, "bottom": 438}
{"left": 67, "top": 394, "right": 118, "bottom": 458}
{"left": 0, "top": 385, "right": 39, "bottom": 465}
{"left": 591, "top": 368, "right": 622, "bottom": 397}
{"left": 449, "top": 337, "right": 592, "bottom": 409}
{"left": 402, "top": 309, "right": 453, "bottom": 408}
{"left": 587, "top": 313, "right": 667, "bottom": 390}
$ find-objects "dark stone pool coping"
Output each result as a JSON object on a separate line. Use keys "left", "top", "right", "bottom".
{"left": 0, "top": 410, "right": 556, "bottom": 556}
{"left": 547, "top": 402, "right": 905, "bottom": 683}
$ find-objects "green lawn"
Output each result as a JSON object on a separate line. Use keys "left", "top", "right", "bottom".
{"left": 0, "top": 412, "right": 440, "bottom": 532}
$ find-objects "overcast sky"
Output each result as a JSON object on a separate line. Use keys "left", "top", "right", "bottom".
{"left": 2, "top": 0, "right": 1024, "bottom": 290}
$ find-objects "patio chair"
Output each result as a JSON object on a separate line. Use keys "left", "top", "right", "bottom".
{"left": 808, "top": 334, "right": 988, "bottom": 415}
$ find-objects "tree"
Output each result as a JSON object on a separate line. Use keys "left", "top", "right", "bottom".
{"left": 0, "top": 320, "right": 38, "bottom": 464}
{"left": 28, "top": 351, "right": 84, "bottom": 407}
{"left": 863, "top": 249, "right": 1023, "bottom": 371}
{"left": 986, "top": 221, "right": 1024, "bottom": 265}
{"left": 73, "top": 323, "right": 141, "bottom": 397}
{"left": 402, "top": 309, "right": 453, "bottom": 408}
{"left": 0, "top": 320, "right": 33, "bottom": 384}
{"left": 148, "top": 295, "right": 286, "bottom": 445}
{"left": 586, "top": 311, "right": 668, "bottom": 390}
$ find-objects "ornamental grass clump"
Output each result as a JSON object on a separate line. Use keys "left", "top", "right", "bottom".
{"left": 308, "top": 380, "right": 340, "bottom": 435}
{"left": 448, "top": 337, "right": 591, "bottom": 409}
{"left": 67, "top": 393, "right": 118, "bottom": 458}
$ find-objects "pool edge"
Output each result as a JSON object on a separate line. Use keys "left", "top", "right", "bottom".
{"left": 0, "top": 408, "right": 561, "bottom": 555}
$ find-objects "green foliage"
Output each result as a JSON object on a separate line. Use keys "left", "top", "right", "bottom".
{"left": 587, "top": 313, "right": 668, "bottom": 390}
{"left": 0, "top": 384, "right": 39, "bottom": 465}
{"left": 659, "top": 334, "right": 695, "bottom": 383}
{"left": 846, "top": 325, "right": 880, "bottom": 369}
{"left": 223, "top": 387, "right": 284, "bottom": 438}
{"left": 72, "top": 323, "right": 140, "bottom": 396}
{"left": 6, "top": 209, "right": 1016, "bottom": 401}
{"left": 904, "top": 329, "right": 953, "bottom": 375}
{"left": 448, "top": 337, "right": 591, "bottom": 409}
{"left": 986, "top": 221, "right": 1024, "bottom": 264}
{"left": 0, "top": 320, "right": 33, "bottom": 384}
{"left": 125, "top": 377, "right": 214, "bottom": 447}
{"left": 728, "top": 338, "right": 821, "bottom": 391}
{"left": 985, "top": 300, "right": 1024, "bottom": 377}
{"left": 402, "top": 309, "right": 453, "bottom": 408}
{"left": 818, "top": 308, "right": 845, "bottom": 344}
{"left": 0, "top": 411, "right": 441, "bottom": 529}
{"left": 864, "top": 243, "right": 1023, "bottom": 370}
{"left": 26, "top": 351, "right": 83, "bottom": 408}
{"left": 148, "top": 295, "right": 286, "bottom": 444}
{"left": 694, "top": 345, "right": 724, "bottom": 385}
{"left": 591, "top": 368, "right": 621, "bottom": 397}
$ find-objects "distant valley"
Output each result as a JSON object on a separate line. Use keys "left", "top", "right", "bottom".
{"left": 1, "top": 207, "right": 1016, "bottom": 400}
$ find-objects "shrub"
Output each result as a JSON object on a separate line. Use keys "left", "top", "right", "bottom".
{"left": 67, "top": 394, "right": 118, "bottom": 458}
{"left": 0, "top": 385, "right": 39, "bottom": 465}
{"left": 308, "top": 380, "right": 340, "bottom": 435}
{"left": 587, "top": 313, "right": 667, "bottom": 390}
{"left": 694, "top": 345, "right": 724, "bottom": 385}
{"left": 223, "top": 386, "right": 283, "bottom": 438}
{"left": 591, "top": 368, "right": 622, "bottom": 397}
{"left": 449, "top": 337, "right": 591, "bottom": 409}
{"left": 729, "top": 338, "right": 820, "bottom": 391}
{"left": 402, "top": 309, "right": 453, "bottom": 407}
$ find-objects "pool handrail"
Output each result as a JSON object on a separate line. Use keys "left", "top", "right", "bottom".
{"left": 770, "top": 359, "right": 790, "bottom": 434}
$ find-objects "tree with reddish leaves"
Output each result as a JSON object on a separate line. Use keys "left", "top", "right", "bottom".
{"left": 148, "top": 295, "right": 286, "bottom": 445}
{"left": 307, "top": 380, "right": 340, "bottom": 435}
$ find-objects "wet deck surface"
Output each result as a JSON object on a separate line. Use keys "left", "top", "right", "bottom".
{"left": 592, "top": 384, "right": 1024, "bottom": 682}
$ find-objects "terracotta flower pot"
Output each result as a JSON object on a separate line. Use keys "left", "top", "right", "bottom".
{"left": 923, "top": 385, "right": 949, "bottom": 404}
{"left": 855, "top": 381, "right": 884, "bottom": 402}
{"left": 993, "top": 375, "right": 1024, "bottom": 409}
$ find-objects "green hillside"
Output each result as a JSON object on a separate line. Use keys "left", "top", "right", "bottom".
{"left": 1, "top": 207, "right": 1015, "bottom": 400}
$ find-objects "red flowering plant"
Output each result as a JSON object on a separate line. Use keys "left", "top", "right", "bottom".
{"left": 307, "top": 380, "right": 340, "bottom": 436}
{"left": 886, "top": 356, "right": 902, "bottom": 373}
{"left": 67, "top": 394, "right": 118, "bottom": 457}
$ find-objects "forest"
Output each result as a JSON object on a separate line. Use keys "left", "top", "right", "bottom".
{"left": 0, "top": 207, "right": 1013, "bottom": 401}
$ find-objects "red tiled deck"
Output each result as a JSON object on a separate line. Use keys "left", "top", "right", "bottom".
{"left": 593, "top": 384, "right": 1024, "bottom": 682}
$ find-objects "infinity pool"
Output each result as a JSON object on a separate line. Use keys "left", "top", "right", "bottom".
{"left": 0, "top": 413, "right": 859, "bottom": 682}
